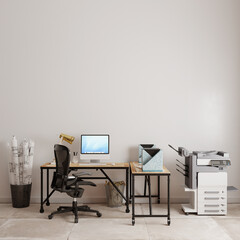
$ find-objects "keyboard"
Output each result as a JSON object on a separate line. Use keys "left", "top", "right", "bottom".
{"left": 79, "top": 163, "right": 107, "bottom": 166}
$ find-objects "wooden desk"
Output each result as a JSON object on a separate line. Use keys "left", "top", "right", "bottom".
{"left": 40, "top": 162, "right": 130, "bottom": 214}
{"left": 130, "top": 162, "right": 171, "bottom": 226}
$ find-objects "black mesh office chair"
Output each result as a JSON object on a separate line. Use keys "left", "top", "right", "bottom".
{"left": 48, "top": 144, "right": 102, "bottom": 223}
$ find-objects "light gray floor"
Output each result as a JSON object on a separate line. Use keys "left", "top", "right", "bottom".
{"left": 0, "top": 203, "right": 239, "bottom": 240}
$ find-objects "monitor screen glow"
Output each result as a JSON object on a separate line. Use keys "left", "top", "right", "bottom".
{"left": 81, "top": 135, "right": 109, "bottom": 154}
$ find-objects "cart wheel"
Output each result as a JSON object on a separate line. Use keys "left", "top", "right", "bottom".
{"left": 40, "top": 208, "right": 44, "bottom": 213}
{"left": 74, "top": 218, "right": 78, "bottom": 223}
{"left": 46, "top": 202, "right": 50, "bottom": 206}
{"left": 125, "top": 209, "right": 130, "bottom": 213}
{"left": 97, "top": 212, "right": 102, "bottom": 217}
{"left": 48, "top": 214, "right": 53, "bottom": 220}
{"left": 132, "top": 219, "right": 135, "bottom": 226}
{"left": 167, "top": 219, "right": 171, "bottom": 226}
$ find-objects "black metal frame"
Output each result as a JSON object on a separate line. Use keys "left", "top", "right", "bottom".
{"left": 130, "top": 168, "right": 170, "bottom": 226}
{"left": 40, "top": 165, "right": 130, "bottom": 214}
{"left": 130, "top": 173, "right": 161, "bottom": 203}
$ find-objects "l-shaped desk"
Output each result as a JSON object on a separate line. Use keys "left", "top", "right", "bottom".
{"left": 40, "top": 162, "right": 130, "bottom": 214}
{"left": 40, "top": 162, "right": 171, "bottom": 226}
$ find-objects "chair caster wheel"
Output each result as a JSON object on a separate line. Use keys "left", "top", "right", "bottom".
{"left": 48, "top": 215, "right": 53, "bottom": 220}
{"left": 167, "top": 219, "right": 171, "bottom": 226}
{"left": 40, "top": 208, "right": 44, "bottom": 213}
{"left": 74, "top": 218, "right": 78, "bottom": 223}
{"left": 97, "top": 212, "right": 102, "bottom": 217}
{"left": 132, "top": 220, "right": 135, "bottom": 226}
{"left": 46, "top": 202, "right": 50, "bottom": 206}
{"left": 125, "top": 209, "right": 130, "bottom": 213}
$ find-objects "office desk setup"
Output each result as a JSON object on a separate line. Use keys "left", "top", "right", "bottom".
{"left": 40, "top": 162, "right": 130, "bottom": 214}
{"left": 130, "top": 162, "right": 171, "bottom": 226}
{"left": 39, "top": 134, "right": 171, "bottom": 225}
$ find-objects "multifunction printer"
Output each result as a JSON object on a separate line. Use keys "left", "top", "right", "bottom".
{"left": 169, "top": 145, "right": 231, "bottom": 215}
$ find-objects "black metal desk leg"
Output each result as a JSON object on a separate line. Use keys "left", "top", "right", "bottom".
{"left": 132, "top": 175, "right": 135, "bottom": 226}
{"left": 148, "top": 176, "right": 152, "bottom": 215}
{"left": 46, "top": 169, "right": 50, "bottom": 206}
{"left": 125, "top": 168, "right": 130, "bottom": 213}
{"left": 40, "top": 168, "right": 44, "bottom": 213}
{"left": 130, "top": 169, "right": 132, "bottom": 200}
{"left": 167, "top": 175, "right": 170, "bottom": 225}
{"left": 144, "top": 176, "right": 147, "bottom": 196}
{"left": 100, "top": 169, "right": 126, "bottom": 201}
{"left": 158, "top": 175, "right": 160, "bottom": 204}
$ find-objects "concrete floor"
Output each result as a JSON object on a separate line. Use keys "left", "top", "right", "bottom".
{"left": 0, "top": 203, "right": 239, "bottom": 240}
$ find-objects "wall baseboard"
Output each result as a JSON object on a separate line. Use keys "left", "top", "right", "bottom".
{"left": 1, "top": 197, "right": 240, "bottom": 204}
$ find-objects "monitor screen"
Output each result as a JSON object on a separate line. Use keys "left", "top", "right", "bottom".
{"left": 81, "top": 135, "right": 109, "bottom": 154}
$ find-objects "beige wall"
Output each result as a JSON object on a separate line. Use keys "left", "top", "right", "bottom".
{"left": 0, "top": 0, "right": 240, "bottom": 203}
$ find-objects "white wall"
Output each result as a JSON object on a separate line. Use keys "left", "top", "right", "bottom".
{"left": 0, "top": 0, "right": 240, "bottom": 203}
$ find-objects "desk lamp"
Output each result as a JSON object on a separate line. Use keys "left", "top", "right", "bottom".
{"left": 50, "top": 134, "right": 75, "bottom": 165}
{"left": 59, "top": 133, "right": 75, "bottom": 145}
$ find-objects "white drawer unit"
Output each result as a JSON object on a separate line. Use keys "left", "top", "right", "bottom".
{"left": 197, "top": 173, "right": 227, "bottom": 215}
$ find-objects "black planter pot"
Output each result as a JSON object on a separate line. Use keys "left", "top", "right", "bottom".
{"left": 10, "top": 183, "right": 32, "bottom": 208}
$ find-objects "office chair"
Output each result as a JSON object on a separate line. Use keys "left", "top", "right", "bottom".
{"left": 48, "top": 144, "right": 102, "bottom": 223}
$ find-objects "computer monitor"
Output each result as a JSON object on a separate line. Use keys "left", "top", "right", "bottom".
{"left": 80, "top": 134, "right": 110, "bottom": 163}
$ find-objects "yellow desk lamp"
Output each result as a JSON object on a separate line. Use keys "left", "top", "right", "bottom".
{"left": 59, "top": 133, "right": 75, "bottom": 145}
{"left": 51, "top": 134, "right": 75, "bottom": 165}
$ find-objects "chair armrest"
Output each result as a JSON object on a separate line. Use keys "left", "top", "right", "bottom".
{"left": 66, "top": 177, "right": 78, "bottom": 188}
{"left": 72, "top": 172, "right": 91, "bottom": 177}
{"left": 77, "top": 180, "right": 96, "bottom": 186}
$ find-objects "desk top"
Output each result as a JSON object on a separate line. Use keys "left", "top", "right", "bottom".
{"left": 130, "top": 162, "right": 170, "bottom": 175}
{"left": 41, "top": 162, "right": 129, "bottom": 169}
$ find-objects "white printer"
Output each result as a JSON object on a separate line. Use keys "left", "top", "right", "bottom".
{"left": 169, "top": 145, "right": 231, "bottom": 215}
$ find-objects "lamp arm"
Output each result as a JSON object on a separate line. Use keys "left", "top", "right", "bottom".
{"left": 59, "top": 136, "right": 64, "bottom": 145}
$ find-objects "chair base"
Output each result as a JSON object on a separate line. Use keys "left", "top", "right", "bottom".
{"left": 48, "top": 201, "right": 102, "bottom": 223}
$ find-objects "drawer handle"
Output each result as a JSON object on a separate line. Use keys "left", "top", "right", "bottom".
{"left": 204, "top": 204, "right": 219, "bottom": 207}
{"left": 204, "top": 191, "right": 219, "bottom": 194}
{"left": 204, "top": 197, "right": 219, "bottom": 200}
{"left": 204, "top": 210, "right": 219, "bottom": 213}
